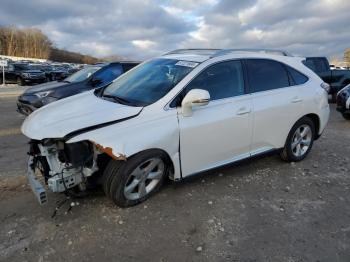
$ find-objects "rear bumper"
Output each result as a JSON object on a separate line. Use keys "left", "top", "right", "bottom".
{"left": 318, "top": 105, "right": 330, "bottom": 136}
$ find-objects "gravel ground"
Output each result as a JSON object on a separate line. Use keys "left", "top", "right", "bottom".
{"left": 0, "top": 96, "right": 349, "bottom": 262}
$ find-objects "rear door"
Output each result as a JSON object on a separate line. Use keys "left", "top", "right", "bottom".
{"left": 245, "top": 59, "right": 307, "bottom": 154}
{"left": 178, "top": 60, "right": 253, "bottom": 176}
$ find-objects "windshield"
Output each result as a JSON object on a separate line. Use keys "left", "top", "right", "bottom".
{"left": 15, "top": 64, "right": 30, "bottom": 70}
{"left": 64, "top": 66, "right": 101, "bottom": 83}
{"left": 102, "top": 58, "right": 197, "bottom": 106}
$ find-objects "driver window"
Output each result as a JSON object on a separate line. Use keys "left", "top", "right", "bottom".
{"left": 185, "top": 60, "right": 245, "bottom": 101}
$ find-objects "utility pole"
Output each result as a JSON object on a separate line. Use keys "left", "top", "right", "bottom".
{"left": 0, "top": 60, "right": 7, "bottom": 86}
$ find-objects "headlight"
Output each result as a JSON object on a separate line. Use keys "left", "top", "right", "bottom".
{"left": 41, "top": 96, "right": 58, "bottom": 105}
{"left": 22, "top": 73, "right": 30, "bottom": 78}
{"left": 35, "top": 91, "right": 52, "bottom": 98}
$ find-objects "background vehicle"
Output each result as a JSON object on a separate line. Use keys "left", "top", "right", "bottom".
{"left": 304, "top": 57, "right": 350, "bottom": 101}
{"left": 0, "top": 63, "right": 46, "bottom": 85}
{"left": 17, "top": 61, "right": 139, "bottom": 115}
{"left": 21, "top": 49, "right": 329, "bottom": 207}
{"left": 30, "top": 64, "right": 68, "bottom": 82}
{"left": 336, "top": 84, "right": 350, "bottom": 120}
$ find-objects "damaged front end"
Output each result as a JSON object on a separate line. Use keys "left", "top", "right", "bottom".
{"left": 27, "top": 139, "right": 99, "bottom": 204}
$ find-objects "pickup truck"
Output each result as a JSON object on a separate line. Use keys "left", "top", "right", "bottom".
{"left": 0, "top": 63, "right": 46, "bottom": 86}
{"left": 304, "top": 57, "right": 350, "bottom": 101}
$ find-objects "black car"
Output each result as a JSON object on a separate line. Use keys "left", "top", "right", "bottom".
{"left": 0, "top": 63, "right": 46, "bottom": 86}
{"left": 336, "top": 84, "right": 350, "bottom": 120}
{"left": 17, "top": 61, "right": 139, "bottom": 115}
{"left": 31, "top": 64, "right": 68, "bottom": 82}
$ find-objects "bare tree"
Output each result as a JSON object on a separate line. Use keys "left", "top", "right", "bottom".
{"left": 344, "top": 48, "right": 350, "bottom": 66}
{"left": 0, "top": 25, "right": 102, "bottom": 63}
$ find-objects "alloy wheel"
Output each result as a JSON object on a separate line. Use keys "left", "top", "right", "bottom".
{"left": 124, "top": 157, "right": 165, "bottom": 200}
{"left": 291, "top": 124, "right": 312, "bottom": 157}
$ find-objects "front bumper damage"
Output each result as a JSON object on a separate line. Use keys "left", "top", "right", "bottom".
{"left": 26, "top": 140, "right": 99, "bottom": 205}
{"left": 27, "top": 156, "right": 47, "bottom": 205}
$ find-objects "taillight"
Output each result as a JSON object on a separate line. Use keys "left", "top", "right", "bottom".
{"left": 321, "top": 82, "right": 330, "bottom": 93}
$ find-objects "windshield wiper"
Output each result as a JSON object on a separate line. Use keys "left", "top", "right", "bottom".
{"left": 102, "top": 94, "right": 131, "bottom": 105}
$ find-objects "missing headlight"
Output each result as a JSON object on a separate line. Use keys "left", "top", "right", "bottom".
{"left": 64, "top": 141, "right": 93, "bottom": 167}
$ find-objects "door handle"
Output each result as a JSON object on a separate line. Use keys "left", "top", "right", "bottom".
{"left": 236, "top": 107, "right": 251, "bottom": 115}
{"left": 291, "top": 97, "right": 303, "bottom": 103}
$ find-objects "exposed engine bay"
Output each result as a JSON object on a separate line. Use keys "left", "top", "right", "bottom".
{"left": 27, "top": 139, "right": 100, "bottom": 204}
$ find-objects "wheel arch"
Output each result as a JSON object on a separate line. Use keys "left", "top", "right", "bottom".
{"left": 301, "top": 113, "right": 321, "bottom": 139}
{"left": 127, "top": 148, "right": 175, "bottom": 179}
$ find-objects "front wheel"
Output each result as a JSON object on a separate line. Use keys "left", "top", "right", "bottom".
{"left": 17, "top": 77, "right": 24, "bottom": 86}
{"left": 342, "top": 113, "right": 350, "bottom": 120}
{"left": 280, "top": 117, "right": 315, "bottom": 162}
{"left": 103, "top": 150, "right": 168, "bottom": 207}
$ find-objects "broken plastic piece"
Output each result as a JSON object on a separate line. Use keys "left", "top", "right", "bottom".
{"left": 92, "top": 142, "right": 127, "bottom": 161}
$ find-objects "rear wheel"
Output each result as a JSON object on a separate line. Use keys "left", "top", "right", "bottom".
{"left": 280, "top": 117, "right": 315, "bottom": 162}
{"left": 342, "top": 113, "right": 350, "bottom": 120}
{"left": 103, "top": 150, "right": 168, "bottom": 207}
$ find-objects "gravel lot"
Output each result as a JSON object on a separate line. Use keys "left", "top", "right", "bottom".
{"left": 0, "top": 96, "right": 349, "bottom": 262}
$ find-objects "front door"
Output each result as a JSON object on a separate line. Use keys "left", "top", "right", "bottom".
{"left": 178, "top": 60, "right": 253, "bottom": 176}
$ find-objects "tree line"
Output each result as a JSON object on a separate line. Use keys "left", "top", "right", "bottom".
{"left": 0, "top": 26, "right": 101, "bottom": 64}
{"left": 344, "top": 48, "right": 350, "bottom": 65}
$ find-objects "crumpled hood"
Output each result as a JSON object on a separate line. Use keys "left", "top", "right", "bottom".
{"left": 21, "top": 91, "right": 142, "bottom": 140}
{"left": 24, "top": 81, "right": 68, "bottom": 94}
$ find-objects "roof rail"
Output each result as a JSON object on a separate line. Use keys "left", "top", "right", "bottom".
{"left": 212, "top": 48, "right": 292, "bottom": 57}
{"left": 164, "top": 49, "right": 221, "bottom": 56}
{"left": 164, "top": 48, "right": 292, "bottom": 58}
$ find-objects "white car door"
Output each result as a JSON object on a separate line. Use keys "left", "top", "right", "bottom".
{"left": 177, "top": 60, "right": 253, "bottom": 177}
{"left": 245, "top": 59, "right": 308, "bottom": 154}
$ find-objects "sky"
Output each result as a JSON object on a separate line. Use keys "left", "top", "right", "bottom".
{"left": 0, "top": 0, "right": 349, "bottom": 60}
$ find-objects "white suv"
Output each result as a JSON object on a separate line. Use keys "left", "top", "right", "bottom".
{"left": 22, "top": 49, "right": 330, "bottom": 207}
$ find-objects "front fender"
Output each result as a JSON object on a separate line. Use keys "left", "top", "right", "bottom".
{"left": 67, "top": 110, "right": 182, "bottom": 179}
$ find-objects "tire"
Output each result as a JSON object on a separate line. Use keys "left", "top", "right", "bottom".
{"left": 342, "top": 113, "right": 350, "bottom": 120}
{"left": 101, "top": 160, "right": 124, "bottom": 196}
{"left": 103, "top": 150, "right": 168, "bottom": 207}
{"left": 17, "top": 77, "right": 24, "bottom": 86}
{"left": 328, "top": 93, "right": 336, "bottom": 103}
{"left": 280, "top": 117, "right": 315, "bottom": 162}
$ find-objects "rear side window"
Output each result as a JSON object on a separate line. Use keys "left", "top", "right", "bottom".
{"left": 286, "top": 65, "right": 308, "bottom": 85}
{"left": 185, "top": 60, "right": 245, "bottom": 100}
{"left": 246, "top": 59, "right": 289, "bottom": 92}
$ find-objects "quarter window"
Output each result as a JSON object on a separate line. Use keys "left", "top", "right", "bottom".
{"left": 185, "top": 60, "right": 245, "bottom": 100}
{"left": 286, "top": 65, "right": 308, "bottom": 85}
{"left": 246, "top": 59, "right": 289, "bottom": 92}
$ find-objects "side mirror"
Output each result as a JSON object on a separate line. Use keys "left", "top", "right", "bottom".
{"left": 181, "top": 89, "right": 210, "bottom": 117}
{"left": 91, "top": 77, "right": 102, "bottom": 86}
